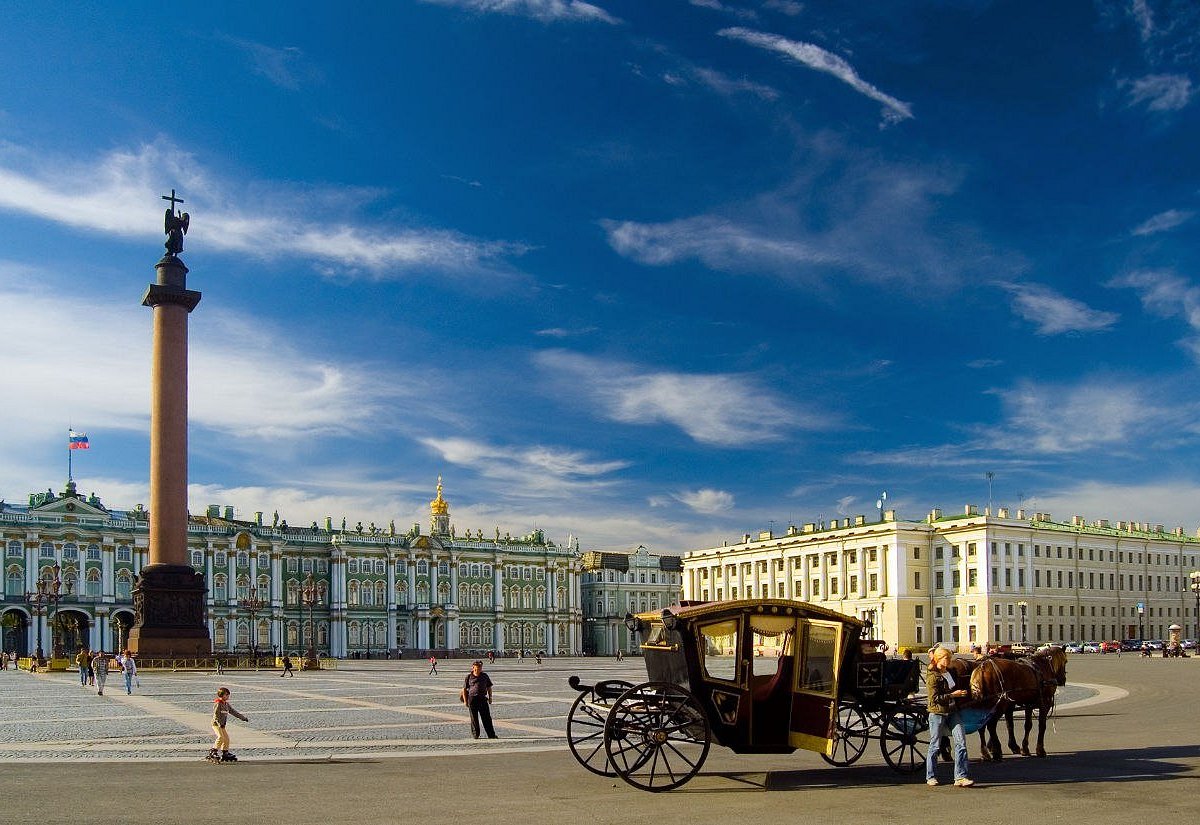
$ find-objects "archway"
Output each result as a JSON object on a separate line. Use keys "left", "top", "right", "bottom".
{"left": 1, "top": 609, "right": 30, "bottom": 658}
{"left": 53, "top": 609, "right": 91, "bottom": 656}
{"left": 111, "top": 610, "right": 135, "bottom": 653}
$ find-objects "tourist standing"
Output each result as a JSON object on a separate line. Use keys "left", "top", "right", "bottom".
{"left": 121, "top": 651, "right": 137, "bottom": 695}
{"left": 925, "top": 646, "right": 973, "bottom": 787}
{"left": 460, "top": 660, "right": 498, "bottom": 739}
{"left": 91, "top": 650, "right": 110, "bottom": 696}
{"left": 208, "top": 687, "right": 249, "bottom": 762}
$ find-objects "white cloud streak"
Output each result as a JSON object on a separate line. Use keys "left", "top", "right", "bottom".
{"left": 675, "top": 488, "right": 735, "bottom": 514}
{"left": 421, "top": 0, "right": 619, "bottom": 24}
{"left": 1124, "top": 73, "right": 1193, "bottom": 111}
{"left": 718, "top": 26, "right": 913, "bottom": 123}
{"left": 0, "top": 141, "right": 523, "bottom": 277}
{"left": 535, "top": 350, "right": 830, "bottom": 446}
{"left": 1132, "top": 208, "right": 1194, "bottom": 235}
{"left": 419, "top": 436, "right": 629, "bottom": 497}
{"left": 1000, "top": 282, "right": 1118, "bottom": 335}
{"left": 1107, "top": 268, "right": 1200, "bottom": 359}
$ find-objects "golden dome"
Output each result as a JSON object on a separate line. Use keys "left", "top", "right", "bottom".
{"left": 430, "top": 476, "right": 449, "bottom": 516}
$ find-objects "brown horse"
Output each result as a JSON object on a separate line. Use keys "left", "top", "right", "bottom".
{"left": 968, "top": 646, "right": 1068, "bottom": 758}
{"left": 942, "top": 657, "right": 1011, "bottom": 761}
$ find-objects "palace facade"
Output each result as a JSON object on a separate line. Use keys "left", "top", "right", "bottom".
{"left": 0, "top": 479, "right": 584, "bottom": 658}
{"left": 580, "top": 544, "right": 683, "bottom": 655}
{"left": 683, "top": 505, "right": 1200, "bottom": 650}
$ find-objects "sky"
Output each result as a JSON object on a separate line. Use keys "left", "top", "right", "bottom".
{"left": 2, "top": 0, "right": 1199, "bottom": 553}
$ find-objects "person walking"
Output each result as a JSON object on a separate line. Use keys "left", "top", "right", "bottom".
{"left": 925, "top": 646, "right": 974, "bottom": 787}
{"left": 459, "top": 660, "right": 497, "bottom": 739}
{"left": 91, "top": 650, "right": 110, "bottom": 696}
{"left": 121, "top": 651, "right": 138, "bottom": 695}
{"left": 208, "top": 687, "right": 249, "bottom": 762}
{"left": 280, "top": 655, "right": 295, "bottom": 677}
{"left": 75, "top": 648, "right": 91, "bottom": 687}
{"left": 428, "top": 655, "right": 438, "bottom": 675}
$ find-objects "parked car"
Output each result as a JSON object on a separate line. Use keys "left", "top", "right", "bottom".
{"left": 1099, "top": 640, "right": 1121, "bottom": 653}
{"left": 1082, "top": 641, "right": 1101, "bottom": 653}
{"left": 1063, "top": 642, "right": 1084, "bottom": 654}
{"left": 1010, "top": 642, "right": 1037, "bottom": 655}
{"left": 1182, "top": 639, "right": 1197, "bottom": 650}
{"left": 1121, "top": 639, "right": 1144, "bottom": 652}
{"left": 1146, "top": 639, "right": 1165, "bottom": 650}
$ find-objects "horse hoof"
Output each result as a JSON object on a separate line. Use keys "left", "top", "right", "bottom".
{"left": 1035, "top": 751, "right": 1047, "bottom": 758}
{"left": 1020, "top": 748, "right": 1030, "bottom": 756}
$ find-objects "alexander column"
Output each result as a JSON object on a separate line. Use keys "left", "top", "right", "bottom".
{"left": 126, "top": 191, "right": 211, "bottom": 656}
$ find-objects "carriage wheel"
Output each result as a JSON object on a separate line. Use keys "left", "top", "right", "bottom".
{"left": 566, "top": 681, "right": 633, "bottom": 776}
{"left": 821, "top": 703, "right": 871, "bottom": 766}
{"left": 880, "top": 706, "right": 929, "bottom": 773}
{"left": 604, "top": 681, "right": 711, "bottom": 792}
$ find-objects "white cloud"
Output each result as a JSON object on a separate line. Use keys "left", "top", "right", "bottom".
{"left": 0, "top": 140, "right": 524, "bottom": 277}
{"left": 1034, "top": 479, "right": 1200, "bottom": 533}
{"left": 419, "top": 436, "right": 629, "bottom": 497}
{"left": 763, "top": 0, "right": 804, "bottom": 15}
{"left": 535, "top": 350, "right": 830, "bottom": 446}
{"left": 219, "top": 36, "right": 318, "bottom": 90}
{"left": 1132, "top": 208, "right": 1194, "bottom": 235}
{"left": 718, "top": 26, "right": 912, "bottom": 124}
{"left": 1124, "top": 73, "right": 1193, "bottom": 111}
{"left": 675, "top": 488, "right": 735, "bottom": 514}
{"left": 602, "top": 215, "right": 839, "bottom": 270}
{"left": 421, "top": 0, "right": 619, "bottom": 24}
{"left": 689, "top": 66, "right": 779, "bottom": 100}
{"left": 1108, "top": 268, "right": 1200, "bottom": 359}
{"left": 1000, "top": 282, "right": 1118, "bottom": 335}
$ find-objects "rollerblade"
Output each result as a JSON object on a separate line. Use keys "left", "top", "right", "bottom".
{"left": 204, "top": 748, "right": 221, "bottom": 762}
{"left": 219, "top": 751, "right": 238, "bottom": 763}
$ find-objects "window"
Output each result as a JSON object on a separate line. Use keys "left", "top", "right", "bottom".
{"left": 116, "top": 571, "right": 133, "bottom": 600}
{"left": 86, "top": 568, "right": 101, "bottom": 597}
{"left": 191, "top": 551, "right": 203, "bottom": 568}
{"left": 258, "top": 553, "right": 269, "bottom": 569}
{"left": 802, "top": 623, "right": 838, "bottom": 694}
{"left": 287, "top": 557, "right": 298, "bottom": 573}
{"left": 915, "top": 605, "right": 924, "bottom": 619}
{"left": 914, "top": 571, "right": 921, "bottom": 590}
{"left": 869, "top": 573, "right": 878, "bottom": 592}
{"left": 215, "top": 551, "right": 227, "bottom": 567}
{"left": 40, "top": 542, "right": 55, "bottom": 558}
{"left": 5, "top": 541, "right": 20, "bottom": 558}
{"left": 236, "top": 551, "right": 248, "bottom": 568}
{"left": 698, "top": 619, "right": 739, "bottom": 681}
{"left": 348, "top": 559, "right": 359, "bottom": 574}
{"left": 62, "top": 543, "right": 78, "bottom": 560}
{"left": 935, "top": 571, "right": 944, "bottom": 590}
{"left": 116, "top": 545, "right": 131, "bottom": 563}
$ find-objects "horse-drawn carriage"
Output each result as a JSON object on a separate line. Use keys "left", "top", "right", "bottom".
{"left": 565, "top": 598, "right": 930, "bottom": 791}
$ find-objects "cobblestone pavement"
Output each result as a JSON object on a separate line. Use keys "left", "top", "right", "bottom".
{"left": 0, "top": 656, "right": 1103, "bottom": 763}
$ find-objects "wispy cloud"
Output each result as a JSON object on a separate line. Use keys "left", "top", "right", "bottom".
{"left": 603, "top": 215, "right": 838, "bottom": 270}
{"left": 1107, "top": 268, "right": 1200, "bottom": 359}
{"left": 1124, "top": 73, "right": 1193, "bottom": 111}
{"left": 419, "top": 436, "right": 629, "bottom": 497}
{"left": 1000, "top": 282, "right": 1118, "bottom": 335}
{"left": 675, "top": 488, "right": 735, "bottom": 514}
{"left": 535, "top": 350, "right": 830, "bottom": 446}
{"left": 689, "top": 66, "right": 779, "bottom": 100}
{"left": 0, "top": 140, "right": 524, "bottom": 277}
{"left": 763, "top": 0, "right": 804, "bottom": 15}
{"left": 535, "top": 326, "right": 596, "bottom": 338}
{"left": 219, "top": 35, "right": 319, "bottom": 90}
{"left": 1131, "top": 208, "right": 1194, "bottom": 235}
{"left": 421, "top": 0, "right": 619, "bottom": 24}
{"left": 718, "top": 26, "right": 912, "bottom": 124}
{"left": 689, "top": 0, "right": 757, "bottom": 22}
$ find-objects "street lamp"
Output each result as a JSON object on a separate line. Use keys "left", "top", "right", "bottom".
{"left": 112, "top": 614, "right": 127, "bottom": 653}
{"left": 1017, "top": 600, "right": 1028, "bottom": 644}
{"left": 48, "top": 566, "right": 70, "bottom": 658}
{"left": 26, "top": 565, "right": 64, "bottom": 664}
{"left": 364, "top": 622, "right": 374, "bottom": 659}
{"left": 238, "top": 586, "right": 266, "bottom": 664}
{"left": 1189, "top": 571, "right": 1200, "bottom": 647}
{"left": 300, "top": 574, "right": 320, "bottom": 670}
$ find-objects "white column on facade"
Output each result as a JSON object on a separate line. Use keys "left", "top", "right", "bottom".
{"left": 407, "top": 555, "right": 417, "bottom": 607}
{"left": 102, "top": 546, "right": 115, "bottom": 600}
{"left": 387, "top": 551, "right": 398, "bottom": 651}
{"left": 449, "top": 555, "right": 459, "bottom": 606}
{"left": 428, "top": 555, "right": 438, "bottom": 605}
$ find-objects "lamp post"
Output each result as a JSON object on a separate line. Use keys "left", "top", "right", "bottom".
{"left": 47, "top": 566, "right": 68, "bottom": 659}
{"left": 300, "top": 574, "right": 320, "bottom": 670}
{"left": 239, "top": 586, "right": 266, "bottom": 665}
{"left": 364, "top": 622, "right": 374, "bottom": 659}
{"left": 1189, "top": 571, "right": 1200, "bottom": 647}
{"left": 1137, "top": 602, "right": 1145, "bottom": 641}
{"left": 25, "top": 565, "right": 63, "bottom": 664}
{"left": 112, "top": 614, "right": 126, "bottom": 654}
{"left": 1017, "top": 600, "right": 1028, "bottom": 644}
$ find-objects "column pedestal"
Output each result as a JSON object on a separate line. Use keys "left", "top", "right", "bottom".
{"left": 126, "top": 564, "right": 210, "bottom": 656}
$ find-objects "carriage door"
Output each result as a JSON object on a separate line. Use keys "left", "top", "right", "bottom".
{"left": 748, "top": 615, "right": 797, "bottom": 747}
{"left": 696, "top": 618, "right": 747, "bottom": 744}
{"left": 789, "top": 620, "right": 841, "bottom": 756}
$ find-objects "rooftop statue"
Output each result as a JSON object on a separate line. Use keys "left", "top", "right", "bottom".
{"left": 162, "top": 189, "right": 190, "bottom": 256}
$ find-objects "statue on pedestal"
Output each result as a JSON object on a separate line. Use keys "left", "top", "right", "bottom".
{"left": 162, "top": 188, "right": 190, "bottom": 256}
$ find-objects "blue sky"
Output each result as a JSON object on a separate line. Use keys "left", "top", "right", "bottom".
{"left": 2, "top": 0, "right": 1199, "bottom": 551}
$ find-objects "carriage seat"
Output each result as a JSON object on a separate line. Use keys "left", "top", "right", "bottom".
{"left": 752, "top": 656, "right": 794, "bottom": 703}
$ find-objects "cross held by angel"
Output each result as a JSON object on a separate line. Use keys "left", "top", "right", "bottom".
{"left": 162, "top": 189, "right": 190, "bottom": 256}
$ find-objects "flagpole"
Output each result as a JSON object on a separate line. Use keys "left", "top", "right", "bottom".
{"left": 68, "top": 428, "right": 73, "bottom": 482}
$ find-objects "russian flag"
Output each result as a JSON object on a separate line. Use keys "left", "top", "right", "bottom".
{"left": 68, "top": 430, "right": 90, "bottom": 450}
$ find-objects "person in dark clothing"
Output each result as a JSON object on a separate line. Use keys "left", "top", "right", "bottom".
{"left": 460, "top": 660, "right": 497, "bottom": 739}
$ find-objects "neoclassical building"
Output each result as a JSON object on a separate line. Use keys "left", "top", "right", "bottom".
{"left": 580, "top": 545, "right": 683, "bottom": 655}
{"left": 1, "top": 478, "right": 583, "bottom": 658}
{"left": 683, "top": 505, "right": 1200, "bottom": 650}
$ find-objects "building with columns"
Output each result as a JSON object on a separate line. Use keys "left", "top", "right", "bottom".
{"left": 682, "top": 505, "right": 1200, "bottom": 651}
{"left": 580, "top": 545, "right": 683, "bottom": 656}
{"left": 1, "top": 478, "right": 584, "bottom": 658}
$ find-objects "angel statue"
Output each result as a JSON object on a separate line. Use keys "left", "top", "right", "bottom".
{"left": 165, "top": 207, "right": 190, "bottom": 255}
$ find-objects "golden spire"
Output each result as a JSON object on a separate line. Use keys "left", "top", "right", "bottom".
{"left": 430, "top": 475, "right": 449, "bottom": 516}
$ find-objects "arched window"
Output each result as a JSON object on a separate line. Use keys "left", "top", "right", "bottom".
{"left": 86, "top": 567, "right": 101, "bottom": 597}
{"left": 375, "top": 560, "right": 385, "bottom": 575}
{"left": 214, "top": 619, "right": 227, "bottom": 647}
{"left": 437, "top": 581, "right": 450, "bottom": 603}
{"left": 191, "top": 551, "right": 204, "bottom": 568}
{"left": 348, "top": 558, "right": 359, "bottom": 575}
{"left": 235, "top": 575, "right": 249, "bottom": 600}
{"left": 235, "top": 620, "right": 249, "bottom": 648}
{"left": 459, "top": 582, "right": 470, "bottom": 606}
{"left": 557, "top": 587, "right": 566, "bottom": 607}
{"left": 417, "top": 560, "right": 428, "bottom": 575}
{"left": 362, "top": 581, "right": 374, "bottom": 606}
{"left": 523, "top": 586, "right": 533, "bottom": 610}
{"left": 417, "top": 583, "right": 429, "bottom": 603}
{"left": 213, "top": 574, "right": 227, "bottom": 599}
{"left": 286, "top": 620, "right": 298, "bottom": 647}
{"left": 86, "top": 544, "right": 101, "bottom": 560}
{"left": 236, "top": 551, "right": 248, "bottom": 568}
{"left": 395, "top": 580, "right": 407, "bottom": 604}
{"left": 5, "top": 565, "right": 22, "bottom": 596}
{"left": 40, "top": 542, "right": 55, "bottom": 558}
{"left": 375, "top": 581, "right": 386, "bottom": 605}
{"left": 348, "top": 580, "right": 360, "bottom": 605}
{"left": 348, "top": 621, "right": 361, "bottom": 647}
{"left": 536, "top": 587, "right": 546, "bottom": 609}
{"left": 257, "top": 574, "right": 270, "bottom": 592}
{"left": 62, "top": 542, "right": 78, "bottom": 560}
{"left": 287, "top": 579, "right": 299, "bottom": 604}
{"left": 6, "top": 540, "right": 21, "bottom": 558}
{"left": 317, "top": 582, "right": 328, "bottom": 604}
{"left": 116, "top": 570, "right": 132, "bottom": 600}
{"left": 438, "top": 561, "right": 449, "bottom": 576}
{"left": 483, "top": 583, "right": 493, "bottom": 605}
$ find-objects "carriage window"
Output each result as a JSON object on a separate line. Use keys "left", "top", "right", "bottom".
{"left": 750, "top": 616, "right": 794, "bottom": 676}
{"left": 801, "top": 623, "right": 838, "bottom": 694}
{"left": 698, "top": 619, "right": 739, "bottom": 682}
